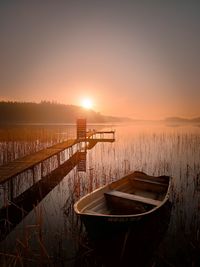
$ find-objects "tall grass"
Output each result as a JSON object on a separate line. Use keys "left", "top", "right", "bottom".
{"left": 0, "top": 123, "right": 200, "bottom": 266}
{"left": 0, "top": 125, "right": 75, "bottom": 166}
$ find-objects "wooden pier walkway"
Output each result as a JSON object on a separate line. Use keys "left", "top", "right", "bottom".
{"left": 0, "top": 151, "right": 82, "bottom": 240}
{"left": 0, "top": 130, "right": 115, "bottom": 185}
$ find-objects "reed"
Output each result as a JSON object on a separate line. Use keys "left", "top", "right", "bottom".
{"left": 0, "top": 123, "right": 200, "bottom": 266}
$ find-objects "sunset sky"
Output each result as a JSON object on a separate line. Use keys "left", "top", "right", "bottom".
{"left": 0, "top": 1, "right": 199, "bottom": 119}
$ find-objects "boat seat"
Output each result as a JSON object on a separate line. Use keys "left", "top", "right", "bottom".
{"left": 105, "top": 190, "right": 162, "bottom": 206}
{"left": 133, "top": 177, "right": 167, "bottom": 186}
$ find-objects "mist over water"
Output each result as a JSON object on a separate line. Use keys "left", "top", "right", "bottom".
{"left": 0, "top": 122, "right": 200, "bottom": 266}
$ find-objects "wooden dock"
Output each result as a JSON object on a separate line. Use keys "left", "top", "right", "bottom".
{"left": 0, "top": 130, "right": 115, "bottom": 185}
{"left": 0, "top": 151, "right": 82, "bottom": 240}
{"left": 0, "top": 124, "right": 115, "bottom": 241}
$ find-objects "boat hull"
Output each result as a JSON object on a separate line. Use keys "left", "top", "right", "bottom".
{"left": 78, "top": 200, "right": 172, "bottom": 267}
{"left": 74, "top": 171, "right": 172, "bottom": 265}
{"left": 80, "top": 198, "right": 170, "bottom": 240}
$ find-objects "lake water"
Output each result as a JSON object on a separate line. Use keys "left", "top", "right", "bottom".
{"left": 0, "top": 122, "right": 200, "bottom": 266}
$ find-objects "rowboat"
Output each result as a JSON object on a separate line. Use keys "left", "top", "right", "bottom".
{"left": 74, "top": 171, "right": 171, "bottom": 240}
{"left": 74, "top": 171, "right": 172, "bottom": 266}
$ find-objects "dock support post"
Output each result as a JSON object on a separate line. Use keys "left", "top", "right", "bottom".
{"left": 41, "top": 162, "right": 44, "bottom": 178}
{"left": 69, "top": 146, "right": 73, "bottom": 157}
{"left": 8, "top": 177, "right": 14, "bottom": 202}
{"left": 32, "top": 166, "right": 36, "bottom": 184}
{"left": 57, "top": 153, "right": 60, "bottom": 166}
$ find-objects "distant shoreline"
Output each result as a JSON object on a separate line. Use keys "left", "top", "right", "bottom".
{"left": 0, "top": 101, "right": 199, "bottom": 125}
{"left": 0, "top": 120, "right": 199, "bottom": 128}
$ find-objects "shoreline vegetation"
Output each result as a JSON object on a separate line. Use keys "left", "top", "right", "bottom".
{"left": 0, "top": 101, "right": 132, "bottom": 124}
{"left": 0, "top": 101, "right": 199, "bottom": 125}
{"left": 0, "top": 123, "right": 199, "bottom": 266}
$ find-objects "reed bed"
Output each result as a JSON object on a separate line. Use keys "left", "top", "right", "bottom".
{"left": 0, "top": 125, "right": 75, "bottom": 166}
{"left": 0, "top": 123, "right": 200, "bottom": 266}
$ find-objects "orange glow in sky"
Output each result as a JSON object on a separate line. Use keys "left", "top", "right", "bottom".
{"left": 81, "top": 98, "right": 93, "bottom": 110}
{"left": 0, "top": 1, "right": 199, "bottom": 120}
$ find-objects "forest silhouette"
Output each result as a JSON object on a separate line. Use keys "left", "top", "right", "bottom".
{"left": 0, "top": 101, "right": 130, "bottom": 124}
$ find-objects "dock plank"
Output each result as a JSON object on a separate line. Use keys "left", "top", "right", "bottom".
{"left": 0, "top": 138, "right": 82, "bottom": 184}
{"left": 0, "top": 130, "right": 115, "bottom": 184}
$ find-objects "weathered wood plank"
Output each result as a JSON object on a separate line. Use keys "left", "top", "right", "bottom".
{"left": 133, "top": 177, "right": 168, "bottom": 186}
{"left": 0, "top": 151, "right": 80, "bottom": 240}
{"left": 0, "top": 130, "right": 115, "bottom": 184}
{"left": 0, "top": 139, "right": 81, "bottom": 184}
{"left": 105, "top": 190, "right": 161, "bottom": 206}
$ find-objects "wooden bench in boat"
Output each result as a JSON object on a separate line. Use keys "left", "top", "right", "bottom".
{"left": 105, "top": 190, "right": 162, "bottom": 206}
{"left": 133, "top": 177, "right": 167, "bottom": 186}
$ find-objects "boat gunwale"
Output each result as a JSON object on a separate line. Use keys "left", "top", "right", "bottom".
{"left": 74, "top": 171, "right": 172, "bottom": 218}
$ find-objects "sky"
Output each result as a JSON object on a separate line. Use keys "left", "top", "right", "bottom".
{"left": 0, "top": 0, "right": 200, "bottom": 119}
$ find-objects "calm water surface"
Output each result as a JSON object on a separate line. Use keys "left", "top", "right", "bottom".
{"left": 0, "top": 123, "right": 200, "bottom": 266}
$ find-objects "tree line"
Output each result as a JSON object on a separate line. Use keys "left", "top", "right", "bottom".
{"left": 0, "top": 101, "right": 123, "bottom": 124}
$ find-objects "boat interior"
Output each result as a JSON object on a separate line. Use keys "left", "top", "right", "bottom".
{"left": 81, "top": 173, "right": 170, "bottom": 216}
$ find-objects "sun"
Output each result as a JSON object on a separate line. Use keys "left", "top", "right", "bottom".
{"left": 81, "top": 98, "right": 93, "bottom": 109}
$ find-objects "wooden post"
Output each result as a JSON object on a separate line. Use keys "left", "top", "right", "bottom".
{"left": 9, "top": 177, "right": 14, "bottom": 202}
{"left": 77, "top": 118, "right": 86, "bottom": 141}
{"left": 57, "top": 153, "right": 60, "bottom": 166}
{"left": 32, "top": 166, "right": 36, "bottom": 184}
{"left": 77, "top": 151, "right": 87, "bottom": 172}
{"left": 41, "top": 162, "right": 44, "bottom": 178}
{"left": 89, "top": 168, "right": 93, "bottom": 192}
{"left": 69, "top": 146, "right": 73, "bottom": 157}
